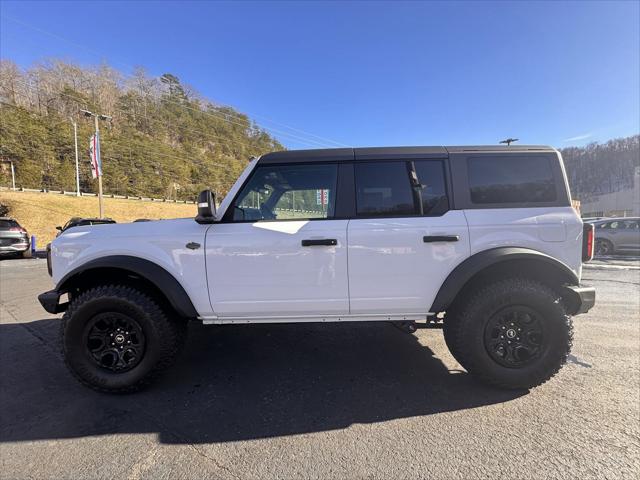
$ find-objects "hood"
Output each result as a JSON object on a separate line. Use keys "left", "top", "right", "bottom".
{"left": 55, "top": 218, "right": 196, "bottom": 241}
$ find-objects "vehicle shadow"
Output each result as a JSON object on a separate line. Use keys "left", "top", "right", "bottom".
{"left": 0, "top": 319, "right": 525, "bottom": 444}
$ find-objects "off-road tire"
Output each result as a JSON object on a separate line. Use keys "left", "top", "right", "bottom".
{"left": 449, "top": 278, "right": 572, "bottom": 390}
{"left": 61, "top": 285, "right": 186, "bottom": 393}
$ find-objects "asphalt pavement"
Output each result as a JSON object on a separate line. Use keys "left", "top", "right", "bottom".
{"left": 0, "top": 258, "right": 638, "bottom": 479}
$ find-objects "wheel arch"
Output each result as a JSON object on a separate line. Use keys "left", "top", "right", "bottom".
{"left": 57, "top": 255, "right": 198, "bottom": 319}
{"left": 431, "top": 247, "right": 581, "bottom": 315}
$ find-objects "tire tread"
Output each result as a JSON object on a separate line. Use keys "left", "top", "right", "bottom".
{"left": 452, "top": 278, "right": 573, "bottom": 390}
{"left": 61, "top": 284, "right": 186, "bottom": 393}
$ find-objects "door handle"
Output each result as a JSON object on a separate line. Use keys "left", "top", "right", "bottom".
{"left": 423, "top": 235, "right": 459, "bottom": 243}
{"left": 301, "top": 239, "right": 337, "bottom": 247}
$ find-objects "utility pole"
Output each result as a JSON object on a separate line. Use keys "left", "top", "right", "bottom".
{"left": 10, "top": 161, "right": 15, "bottom": 190}
{"left": 0, "top": 161, "right": 16, "bottom": 189}
{"left": 81, "top": 109, "right": 112, "bottom": 218}
{"left": 70, "top": 118, "right": 80, "bottom": 196}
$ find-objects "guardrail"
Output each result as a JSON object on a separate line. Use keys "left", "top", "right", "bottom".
{"left": 0, "top": 186, "right": 196, "bottom": 204}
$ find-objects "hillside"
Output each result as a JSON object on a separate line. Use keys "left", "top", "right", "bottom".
{"left": 560, "top": 135, "right": 639, "bottom": 202}
{"left": 0, "top": 60, "right": 283, "bottom": 201}
{"left": 0, "top": 190, "right": 196, "bottom": 246}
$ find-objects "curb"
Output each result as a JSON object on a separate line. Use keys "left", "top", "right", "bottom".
{"left": 584, "top": 264, "right": 640, "bottom": 271}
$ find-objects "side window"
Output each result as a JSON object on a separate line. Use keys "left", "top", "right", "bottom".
{"left": 355, "top": 162, "right": 415, "bottom": 217}
{"left": 231, "top": 163, "right": 338, "bottom": 221}
{"left": 468, "top": 156, "right": 557, "bottom": 204}
{"left": 354, "top": 160, "right": 449, "bottom": 217}
{"left": 414, "top": 160, "right": 449, "bottom": 215}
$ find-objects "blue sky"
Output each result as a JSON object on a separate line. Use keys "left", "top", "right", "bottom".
{"left": 1, "top": 0, "right": 638, "bottom": 149}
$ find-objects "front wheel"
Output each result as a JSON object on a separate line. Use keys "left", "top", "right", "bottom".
{"left": 61, "top": 285, "right": 186, "bottom": 393}
{"left": 447, "top": 278, "right": 572, "bottom": 390}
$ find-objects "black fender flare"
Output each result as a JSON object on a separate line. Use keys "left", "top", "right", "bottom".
{"left": 56, "top": 255, "right": 198, "bottom": 318}
{"left": 430, "top": 247, "right": 580, "bottom": 313}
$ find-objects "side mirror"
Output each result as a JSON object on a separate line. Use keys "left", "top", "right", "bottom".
{"left": 195, "top": 189, "right": 217, "bottom": 224}
{"left": 55, "top": 226, "right": 62, "bottom": 231}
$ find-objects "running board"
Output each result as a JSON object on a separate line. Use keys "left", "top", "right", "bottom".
{"left": 200, "top": 312, "right": 435, "bottom": 325}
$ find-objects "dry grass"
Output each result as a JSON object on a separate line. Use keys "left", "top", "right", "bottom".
{"left": 0, "top": 190, "right": 196, "bottom": 247}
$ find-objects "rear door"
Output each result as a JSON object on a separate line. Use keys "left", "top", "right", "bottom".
{"left": 205, "top": 161, "right": 350, "bottom": 318}
{"left": 347, "top": 153, "right": 470, "bottom": 314}
{"left": 449, "top": 149, "right": 583, "bottom": 274}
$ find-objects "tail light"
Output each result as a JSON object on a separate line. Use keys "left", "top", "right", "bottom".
{"left": 9, "top": 227, "right": 26, "bottom": 233}
{"left": 582, "top": 223, "right": 594, "bottom": 262}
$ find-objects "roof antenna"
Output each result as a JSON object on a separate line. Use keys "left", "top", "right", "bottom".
{"left": 499, "top": 138, "right": 519, "bottom": 146}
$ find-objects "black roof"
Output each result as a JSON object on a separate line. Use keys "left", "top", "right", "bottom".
{"left": 258, "top": 145, "right": 556, "bottom": 164}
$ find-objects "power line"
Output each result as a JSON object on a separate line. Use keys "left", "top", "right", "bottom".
{"left": 9, "top": 76, "right": 331, "bottom": 149}
{"left": 0, "top": 94, "right": 234, "bottom": 167}
{"left": 0, "top": 13, "right": 349, "bottom": 148}
{"left": 11, "top": 80, "right": 273, "bottom": 152}
{"left": 1, "top": 97, "right": 233, "bottom": 168}
{"left": 1, "top": 101, "right": 242, "bottom": 196}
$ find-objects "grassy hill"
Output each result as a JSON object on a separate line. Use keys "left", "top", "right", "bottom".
{"left": 0, "top": 190, "right": 196, "bottom": 246}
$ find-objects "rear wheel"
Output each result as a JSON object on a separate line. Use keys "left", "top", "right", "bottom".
{"left": 595, "top": 238, "right": 613, "bottom": 256}
{"left": 447, "top": 278, "right": 572, "bottom": 390}
{"left": 61, "top": 285, "right": 186, "bottom": 393}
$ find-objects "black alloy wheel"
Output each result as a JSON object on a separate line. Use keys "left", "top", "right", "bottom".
{"left": 484, "top": 306, "right": 544, "bottom": 368}
{"left": 85, "top": 312, "right": 146, "bottom": 372}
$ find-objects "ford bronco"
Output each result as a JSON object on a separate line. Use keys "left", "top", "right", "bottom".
{"left": 39, "top": 145, "right": 596, "bottom": 392}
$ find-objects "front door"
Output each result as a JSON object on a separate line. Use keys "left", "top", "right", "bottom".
{"left": 205, "top": 162, "right": 349, "bottom": 318}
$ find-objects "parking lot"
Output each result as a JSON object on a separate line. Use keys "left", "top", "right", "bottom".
{"left": 1, "top": 258, "right": 639, "bottom": 479}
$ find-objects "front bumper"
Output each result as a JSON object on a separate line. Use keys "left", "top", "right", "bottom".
{"left": 562, "top": 285, "right": 596, "bottom": 315}
{"left": 38, "top": 290, "right": 68, "bottom": 314}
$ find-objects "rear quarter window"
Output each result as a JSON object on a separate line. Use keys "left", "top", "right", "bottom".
{"left": 467, "top": 156, "right": 557, "bottom": 204}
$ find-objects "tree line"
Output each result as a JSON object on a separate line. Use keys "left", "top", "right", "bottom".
{"left": 561, "top": 135, "right": 639, "bottom": 202}
{"left": 0, "top": 59, "right": 283, "bottom": 200}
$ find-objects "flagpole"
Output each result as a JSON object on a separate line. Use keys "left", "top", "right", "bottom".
{"left": 94, "top": 114, "right": 104, "bottom": 218}
{"left": 82, "top": 109, "right": 110, "bottom": 218}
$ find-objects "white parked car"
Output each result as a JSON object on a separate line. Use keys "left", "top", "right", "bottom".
{"left": 39, "top": 145, "right": 595, "bottom": 392}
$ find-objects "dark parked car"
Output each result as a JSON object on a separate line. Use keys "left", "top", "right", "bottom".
{"left": 0, "top": 217, "right": 30, "bottom": 258}
{"left": 56, "top": 217, "right": 116, "bottom": 236}
{"left": 592, "top": 217, "right": 640, "bottom": 255}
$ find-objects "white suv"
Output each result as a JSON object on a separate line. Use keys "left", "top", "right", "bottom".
{"left": 39, "top": 145, "right": 595, "bottom": 392}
